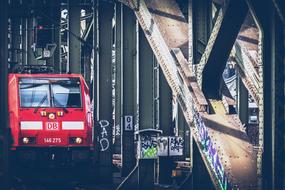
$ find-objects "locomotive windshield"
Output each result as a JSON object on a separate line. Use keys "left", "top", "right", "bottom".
{"left": 19, "top": 77, "right": 82, "bottom": 108}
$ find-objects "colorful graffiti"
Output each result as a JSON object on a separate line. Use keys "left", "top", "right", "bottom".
{"left": 193, "top": 110, "right": 230, "bottom": 190}
{"left": 140, "top": 135, "right": 158, "bottom": 159}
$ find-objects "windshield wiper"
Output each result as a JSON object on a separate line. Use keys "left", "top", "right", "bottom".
{"left": 34, "top": 94, "right": 48, "bottom": 113}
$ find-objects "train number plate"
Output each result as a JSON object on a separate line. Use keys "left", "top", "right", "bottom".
{"left": 45, "top": 122, "right": 59, "bottom": 131}
{"left": 43, "top": 137, "right": 62, "bottom": 144}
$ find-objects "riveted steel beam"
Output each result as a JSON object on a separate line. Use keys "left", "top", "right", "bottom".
{"left": 234, "top": 42, "right": 260, "bottom": 104}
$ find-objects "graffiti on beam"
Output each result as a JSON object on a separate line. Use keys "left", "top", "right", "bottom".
{"left": 115, "top": 124, "right": 120, "bottom": 136}
{"left": 157, "top": 136, "right": 168, "bottom": 156}
{"left": 193, "top": 110, "right": 230, "bottom": 190}
{"left": 169, "top": 136, "right": 183, "bottom": 156}
{"left": 98, "top": 120, "right": 110, "bottom": 152}
{"left": 139, "top": 135, "right": 158, "bottom": 159}
{"left": 157, "top": 136, "right": 184, "bottom": 156}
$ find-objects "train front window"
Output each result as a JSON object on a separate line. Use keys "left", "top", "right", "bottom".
{"left": 51, "top": 83, "right": 81, "bottom": 108}
{"left": 19, "top": 84, "right": 50, "bottom": 107}
{"left": 19, "top": 77, "right": 82, "bottom": 108}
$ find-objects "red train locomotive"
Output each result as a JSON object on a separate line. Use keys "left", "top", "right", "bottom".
{"left": 8, "top": 73, "right": 93, "bottom": 164}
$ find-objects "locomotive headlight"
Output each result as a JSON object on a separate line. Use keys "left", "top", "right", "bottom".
{"left": 75, "top": 137, "right": 82, "bottom": 144}
{"left": 22, "top": 137, "right": 29, "bottom": 144}
{"left": 48, "top": 113, "right": 55, "bottom": 120}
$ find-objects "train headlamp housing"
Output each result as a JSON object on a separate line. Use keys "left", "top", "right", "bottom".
{"left": 48, "top": 113, "right": 55, "bottom": 120}
{"left": 22, "top": 137, "right": 29, "bottom": 144}
{"left": 69, "top": 137, "right": 83, "bottom": 144}
{"left": 75, "top": 137, "right": 83, "bottom": 144}
{"left": 21, "top": 137, "right": 36, "bottom": 144}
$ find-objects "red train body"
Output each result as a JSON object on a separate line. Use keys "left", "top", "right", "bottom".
{"left": 8, "top": 73, "right": 93, "bottom": 162}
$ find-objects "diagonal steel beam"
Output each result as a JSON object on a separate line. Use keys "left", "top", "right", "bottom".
{"left": 234, "top": 42, "right": 260, "bottom": 104}
{"left": 272, "top": 0, "right": 285, "bottom": 24}
{"left": 196, "top": 0, "right": 248, "bottom": 99}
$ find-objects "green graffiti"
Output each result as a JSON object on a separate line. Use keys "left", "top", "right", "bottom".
{"left": 143, "top": 147, "right": 157, "bottom": 158}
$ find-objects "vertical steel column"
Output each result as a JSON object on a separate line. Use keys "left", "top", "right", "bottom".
{"left": 96, "top": 0, "right": 114, "bottom": 183}
{"left": 177, "top": 104, "right": 191, "bottom": 162}
{"left": 138, "top": 32, "right": 155, "bottom": 130}
{"left": 27, "top": 18, "right": 36, "bottom": 65}
{"left": 138, "top": 26, "right": 155, "bottom": 190}
{"left": 11, "top": 18, "right": 21, "bottom": 65}
{"left": 158, "top": 66, "right": 173, "bottom": 185}
{"left": 21, "top": 18, "right": 28, "bottom": 65}
{"left": 0, "top": 0, "right": 9, "bottom": 189}
{"left": 114, "top": 2, "right": 122, "bottom": 154}
{"left": 92, "top": 0, "right": 98, "bottom": 174}
{"left": 68, "top": 0, "right": 81, "bottom": 74}
{"left": 52, "top": 1, "right": 61, "bottom": 73}
{"left": 237, "top": 75, "right": 249, "bottom": 125}
{"left": 270, "top": 9, "right": 285, "bottom": 190}
{"left": 249, "top": 1, "right": 273, "bottom": 189}
{"left": 121, "top": 5, "right": 137, "bottom": 177}
{"left": 188, "top": 0, "right": 194, "bottom": 170}
{"left": 192, "top": 0, "right": 212, "bottom": 65}
{"left": 249, "top": 1, "right": 285, "bottom": 189}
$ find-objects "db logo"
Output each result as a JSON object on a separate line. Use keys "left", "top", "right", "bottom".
{"left": 46, "top": 122, "right": 59, "bottom": 130}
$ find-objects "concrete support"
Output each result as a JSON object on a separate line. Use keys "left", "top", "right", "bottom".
{"left": 158, "top": 66, "right": 173, "bottom": 185}
{"left": 95, "top": 0, "right": 114, "bottom": 183}
{"left": 68, "top": 0, "right": 81, "bottom": 74}
{"left": 0, "top": 0, "right": 9, "bottom": 189}
{"left": 249, "top": 1, "right": 285, "bottom": 189}
{"left": 237, "top": 75, "right": 249, "bottom": 126}
{"left": 138, "top": 26, "right": 155, "bottom": 189}
{"left": 121, "top": 5, "right": 137, "bottom": 177}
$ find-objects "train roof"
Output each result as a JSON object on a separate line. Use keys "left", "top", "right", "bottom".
{"left": 9, "top": 73, "right": 84, "bottom": 78}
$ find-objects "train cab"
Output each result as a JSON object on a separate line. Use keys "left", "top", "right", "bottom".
{"left": 8, "top": 73, "right": 93, "bottom": 162}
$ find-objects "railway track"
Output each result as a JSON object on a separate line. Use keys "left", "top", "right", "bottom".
{"left": 11, "top": 166, "right": 116, "bottom": 190}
